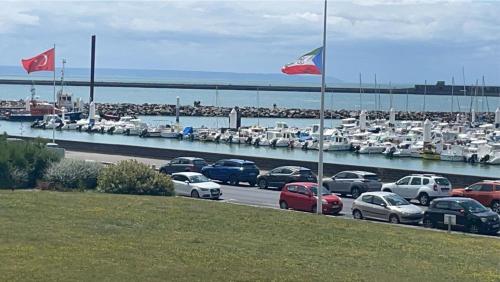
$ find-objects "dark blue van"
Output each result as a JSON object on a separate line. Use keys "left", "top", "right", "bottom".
{"left": 201, "top": 159, "right": 260, "bottom": 186}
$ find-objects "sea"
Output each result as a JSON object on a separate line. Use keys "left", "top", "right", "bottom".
{"left": 1, "top": 66, "right": 499, "bottom": 178}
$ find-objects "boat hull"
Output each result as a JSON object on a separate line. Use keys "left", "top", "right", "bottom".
{"left": 7, "top": 112, "right": 82, "bottom": 122}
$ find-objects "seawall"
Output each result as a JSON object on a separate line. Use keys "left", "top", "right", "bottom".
{"left": 11, "top": 136, "right": 497, "bottom": 188}
{"left": 2, "top": 78, "right": 500, "bottom": 97}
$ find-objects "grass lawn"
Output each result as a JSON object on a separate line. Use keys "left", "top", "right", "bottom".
{"left": 0, "top": 191, "right": 499, "bottom": 281}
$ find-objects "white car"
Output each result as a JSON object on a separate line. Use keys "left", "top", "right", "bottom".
{"left": 381, "top": 174, "right": 451, "bottom": 206}
{"left": 171, "top": 172, "right": 222, "bottom": 199}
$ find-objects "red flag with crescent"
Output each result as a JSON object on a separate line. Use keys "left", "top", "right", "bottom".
{"left": 21, "top": 48, "right": 55, "bottom": 74}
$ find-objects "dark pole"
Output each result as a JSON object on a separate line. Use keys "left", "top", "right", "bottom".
{"left": 90, "top": 35, "right": 96, "bottom": 102}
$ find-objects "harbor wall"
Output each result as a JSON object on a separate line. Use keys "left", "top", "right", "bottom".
{"left": 2, "top": 78, "right": 500, "bottom": 96}
{"left": 12, "top": 136, "right": 497, "bottom": 188}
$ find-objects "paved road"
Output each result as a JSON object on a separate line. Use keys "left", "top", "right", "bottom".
{"left": 67, "top": 150, "right": 499, "bottom": 237}
{"left": 67, "top": 151, "right": 357, "bottom": 214}
{"left": 218, "top": 183, "right": 356, "bottom": 216}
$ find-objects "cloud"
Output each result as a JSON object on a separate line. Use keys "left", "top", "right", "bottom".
{"left": 0, "top": 5, "right": 39, "bottom": 33}
{"left": 1, "top": 0, "right": 500, "bottom": 82}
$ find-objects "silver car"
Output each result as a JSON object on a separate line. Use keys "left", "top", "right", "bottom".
{"left": 351, "top": 192, "right": 423, "bottom": 224}
{"left": 323, "top": 171, "right": 382, "bottom": 198}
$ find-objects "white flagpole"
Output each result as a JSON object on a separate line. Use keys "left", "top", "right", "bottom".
{"left": 317, "top": 0, "right": 327, "bottom": 215}
{"left": 52, "top": 43, "right": 56, "bottom": 144}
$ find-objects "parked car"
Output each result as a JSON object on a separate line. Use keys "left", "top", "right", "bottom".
{"left": 159, "top": 157, "right": 208, "bottom": 174}
{"left": 257, "top": 166, "right": 317, "bottom": 190}
{"left": 351, "top": 192, "right": 423, "bottom": 224}
{"left": 171, "top": 172, "right": 221, "bottom": 199}
{"left": 382, "top": 174, "right": 452, "bottom": 206}
{"left": 279, "top": 182, "right": 343, "bottom": 215}
{"left": 201, "top": 159, "right": 260, "bottom": 186}
{"left": 423, "top": 197, "right": 500, "bottom": 235}
{"left": 450, "top": 180, "right": 500, "bottom": 213}
{"left": 322, "top": 171, "right": 382, "bottom": 198}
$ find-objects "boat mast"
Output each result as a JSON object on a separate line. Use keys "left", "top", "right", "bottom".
{"left": 359, "top": 73, "right": 363, "bottom": 111}
{"left": 451, "top": 76, "right": 454, "bottom": 114}
{"left": 374, "top": 73, "right": 378, "bottom": 111}
{"left": 423, "top": 80, "right": 427, "bottom": 113}
{"left": 462, "top": 66, "right": 467, "bottom": 114}
{"left": 482, "top": 75, "right": 489, "bottom": 113}
{"left": 60, "top": 59, "right": 66, "bottom": 95}
{"left": 389, "top": 81, "right": 393, "bottom": 110}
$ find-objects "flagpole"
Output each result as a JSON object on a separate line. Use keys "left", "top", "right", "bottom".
{"left": 52, "top": 43, "right": 56, "bottom": 144}
{"left": 317, "top": 0, "right": 327, "bottom": 215}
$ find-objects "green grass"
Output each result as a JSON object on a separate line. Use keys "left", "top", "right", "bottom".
{"left": 0, "top": 191, "right": 499, "bottom": 282}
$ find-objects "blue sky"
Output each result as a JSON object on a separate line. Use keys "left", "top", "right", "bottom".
{"left": 1, "top": 0, "right": 500, "bottom": 84}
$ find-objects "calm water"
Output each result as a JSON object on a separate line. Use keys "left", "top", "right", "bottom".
{"left": 1, "top": 83, "right": 499, "bottom": 113}
{"left": 1, "top": 67, "right": 499, "bottom": 177}
{"left": 1, "top": 117, "right": 499, "bottom": 178}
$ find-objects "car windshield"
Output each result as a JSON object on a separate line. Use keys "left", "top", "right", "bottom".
{"left": 383, "top": 194, "right": 410, "bottom": 206}
{"left": 460, "top": 200, "right": 488, "bottom": 213}
{"left": 434, "top": 178, "right": 450, "bottom": 186}
{"left": 311, "top": 186, "right": 331, "bottom": 196}
{"left": 189, "top": 175, "right": 210, "bottom": 183}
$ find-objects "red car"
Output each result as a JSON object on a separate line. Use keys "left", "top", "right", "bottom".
{"left": 450, "top": 180, "right": 500, "bottom": 213}
{"left": 279, "top": 182, "right": 343, "bottom": 215}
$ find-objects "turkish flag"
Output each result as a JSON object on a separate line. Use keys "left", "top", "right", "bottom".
{"left": 21, "top": 48, "right": 55, "bottom": 74}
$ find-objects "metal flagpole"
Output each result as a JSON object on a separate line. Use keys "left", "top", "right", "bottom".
{"left": 317, "top": 0, "right": 327, "bottom": 215}
{"left": 52, "top": 44, "right": 56, "bottom": 144}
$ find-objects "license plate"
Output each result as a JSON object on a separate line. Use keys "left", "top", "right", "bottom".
{"left": 249, "top": 173, "right": 256, "bottom": 176}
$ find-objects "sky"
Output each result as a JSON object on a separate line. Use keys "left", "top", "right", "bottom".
{"left": 0, "top": 0, "right": 500, "bottom": 84}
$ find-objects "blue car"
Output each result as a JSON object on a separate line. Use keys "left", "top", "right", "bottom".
{"left": 201, "top": 159, "right": 260, "bottom": 186}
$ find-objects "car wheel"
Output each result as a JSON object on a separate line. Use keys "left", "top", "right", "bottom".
{"left": 418, "top": 193, "right": 430, "bottom": 206}
{"left": 228, "top": 175, "right": 239, "bottom": 186}
{"left": 311, "top": 205, "right": 317, "bottom": 213}
{"left": 191, "top": 190, "right": 200, "bottom": 198}
{"left": 258, "top": 179, "right": 268, "bottom": 189}
{"left": 279, "top": 200, "right": 288, "bottom": 210}
{"left": 491, "top": 201, "right": 500, "bottom": 214}
{"left": 351, "top": 187, "right": 361, "bottom": 199}
{"left": 389, "top": 214, "right": 400, "bottom": 224}
{"left": 468, "top": 223, "right": 480, "bottom": 234}
{"left": 423, "top": 218, "right": 434, "bottom": 228}
{"left": 382, "top": 189, "right": 392, "bottom": 193}
{"left": 352, "top": 209, "right": 363, "bottom": 219}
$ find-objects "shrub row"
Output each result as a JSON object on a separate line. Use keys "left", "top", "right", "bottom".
{"left": 44, "top": 159, "right": 174, "bottom": 196}
{"left": 0, "top": 135, "right": 60, "bottom": 188}
{"left": 0, "top": 135, "right": 173, "bottom": 196}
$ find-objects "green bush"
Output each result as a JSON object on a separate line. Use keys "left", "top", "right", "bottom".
{"left": 45, "top": 159, "right": 103, "bottom": 190}
{"left": 0, "top": 135, "right": 60, "bottom": 189}
{"left": 97, "top": 160, "right": 174, "bottom": 196}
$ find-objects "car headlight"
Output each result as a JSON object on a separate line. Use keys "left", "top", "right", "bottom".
{"left": 321, "top": 199, "right": 328, "bottom": 204}
{"left": 480, "top": 217, "right": 487, "bottom": 223}
{"left": 200, "top": 188, "right": 209, "bottom": 191}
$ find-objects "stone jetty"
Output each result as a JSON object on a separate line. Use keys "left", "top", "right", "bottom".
{"left": 1, "top": 99, "right": 496, "bottom": 123}
{"left": 87, "top": 102, "right": 496, "bottom": 123}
